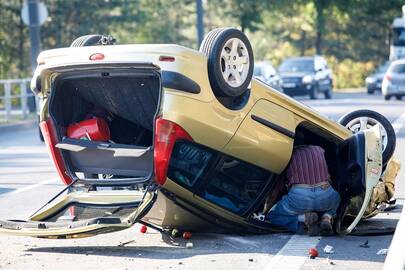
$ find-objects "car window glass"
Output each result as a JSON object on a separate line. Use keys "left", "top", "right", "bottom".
{"left": 168, "top": 141, "right": 214, "bottom": 188}
{"left": 391, "top": 64, "right": 405, "bottom": 74}
{"left": 279, "top": 59, "right": 313, "bottom": 73}
{"left": 199, "top": 157, "right": 271, "bottom": 214}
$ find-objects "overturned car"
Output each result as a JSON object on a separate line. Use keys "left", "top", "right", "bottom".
{"left": 0, "top": 28, "right": 396, "bottom": 239}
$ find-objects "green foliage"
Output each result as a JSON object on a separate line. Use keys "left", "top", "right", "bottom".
{"left": 0, "top": 0, "right": 404, "bottom": 88}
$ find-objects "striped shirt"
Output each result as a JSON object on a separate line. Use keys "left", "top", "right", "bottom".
{"left": 286, "top": 145, "right": 330, "bottom": 187}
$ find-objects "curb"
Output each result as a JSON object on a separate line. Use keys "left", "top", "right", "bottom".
{"left": 0, "top": 120, "right": 37, "bottom": 133}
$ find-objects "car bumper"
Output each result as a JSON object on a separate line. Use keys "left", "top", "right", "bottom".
{"left": 382, "top": 85, "right": 405, "bottom": 96}
{"left": 282, "top": 84, "right": 313, "bottom": 96}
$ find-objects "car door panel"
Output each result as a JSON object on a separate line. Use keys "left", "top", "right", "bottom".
{"left": 222, "top": 99, "right": 295, "bottom": 174}
{"left": 0, "top": 189, "right": 155, "bottom": 239}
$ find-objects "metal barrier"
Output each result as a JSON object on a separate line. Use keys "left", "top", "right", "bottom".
{"left": 0, "top": 78, "right": 36, "bottom": 122}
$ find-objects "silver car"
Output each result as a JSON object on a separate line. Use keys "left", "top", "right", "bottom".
{"left": 382, "top": 59, "right": 405, "bottom": 100}
{"left": 254, "top": 61, "right": 282, "bottom": 90}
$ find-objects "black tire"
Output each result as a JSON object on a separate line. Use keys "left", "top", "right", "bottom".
{"left": 395, "top": 95, "right": 402, "bottom": 100}
{"left": 324, "top": 86, "right": 333, "bottom": 99}
{"left": 384, "top": 95, "right": 391, "bottom": 100}
{"left": 338, "top": 109, "right": 396, "bottom": 165}
{"left": 200, "top": 28, "right": 254, "bottom": 98}
{"left": 367, "top": 89, "right": 374, "bottom": 95}
{"left": 70, "top": 34, "right": 104, "bottom": 47}
{"left": 309, "top": 85, "right": 318, "bottom": 100}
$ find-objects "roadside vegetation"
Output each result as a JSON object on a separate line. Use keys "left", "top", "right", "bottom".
{"left": 0, "top": 0, "right": 403, "bottom": 88}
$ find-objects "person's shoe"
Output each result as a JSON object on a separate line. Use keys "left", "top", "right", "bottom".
{"left": 320, "top": 214, "right": 334, "bottom": 236}
{"left": 305, "top": 212, "right": 319, "bottom": 236}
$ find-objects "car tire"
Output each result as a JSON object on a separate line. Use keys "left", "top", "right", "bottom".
{"left": 384, "top": 95, "right": 391, "bottom": 101}
{"left": 70, "top": 35, "right": 104, "bottom": 47}
{"left": 367, "top": 89, "right": 374, "bottom": 95}
{"left": 324, "top": 86, "right": 333, "bottom": 99}
{"left": 395, "top": 95, "right": 402, "bottom": 100}
{"left": 338, "top": 109, "right": 396, "bottom": 166}
{"left": 309, "top": 85, "right": 318, "bottom": 100}
{"left": 200, "top": 28, "right": 254, "bottom": 98}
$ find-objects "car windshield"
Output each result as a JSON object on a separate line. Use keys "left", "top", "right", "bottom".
{"left": 279, "top": 59, "right": 314, "bottom": 73}
{"left": 391, "top": 64, "right": 405, "bottom": 74}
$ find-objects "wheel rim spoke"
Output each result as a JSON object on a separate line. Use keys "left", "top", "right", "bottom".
{"left": 232, "top": 70, "right": 242, "bottom": 84}
{"left": 235, "top": 56, "right": 248, "bottom": 65}
{"left": 359, "top": 117, "right": 368, "bottom": 130}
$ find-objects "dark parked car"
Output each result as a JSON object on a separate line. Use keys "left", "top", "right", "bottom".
{"left": 279, "top": 56, "right": 333, "bottom": 99}
{"left": 365, "top": 61, "right": 390, "bottom": 94}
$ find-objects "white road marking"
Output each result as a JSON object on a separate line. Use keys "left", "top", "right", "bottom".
{"left": 0, "top": 178, "right": 58, "bottom": 197}
{"left": 392, "top": 111, "right": 405, "bottom": 134}
{"left": 262, "top": 235, "right": 319, "bottom": 270}
{"left": 261, "top": 112, "right": 405, "bottom": 270}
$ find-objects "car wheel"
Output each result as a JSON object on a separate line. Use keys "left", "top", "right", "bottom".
{"left": 338, "top": 109, "right": 396, "bottom": 166}
{"left": 200, "top": 28, "right": 254, "bottom": 98}
{"left": 70, "top": 35, "right": 115, "bottom": 47}
{"left": 395, "top": 95, "right": 402, "bottom": 100}
{"left": 367, "top": 89, "right": 374, "bottom": 95}
{"left": 309, "top": 85, "right": 318, "bottom": 100}
{"left": 324, "top": 86, "right": 333, "bottom": 99}
{"left": 384, "top": 95, "right": 391, "bottom": 101}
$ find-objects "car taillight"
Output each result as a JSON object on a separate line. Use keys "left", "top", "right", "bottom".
{"left": 40, "top": 119, "right": 73, "bottom": 185}
{"left": 154, "top": 118, "right": 193, "bottom": 185}
{"left": 385, "top": 74, "right": 392, "bottom": 81}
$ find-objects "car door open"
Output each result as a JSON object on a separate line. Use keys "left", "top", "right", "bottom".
{"left": 0, "top": 187, "right": 156, "bottom": 239}
{"left": 335, "top": 125, "right": 383, "bottom": 234}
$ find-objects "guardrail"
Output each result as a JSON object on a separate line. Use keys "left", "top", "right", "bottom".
{"left": 0, "top": 78, "right": 37, "bottom": 122}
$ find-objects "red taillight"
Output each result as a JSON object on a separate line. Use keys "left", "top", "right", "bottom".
{"left": 385, "top": 74, "right": 392, "bottom": 81}
{"left": 89, "top": 53, "right": 105, "bottom": 61}
{"left": 159, "top": 55, "right": 175, "bottom": 62}
{"left": 154, "top": 118, "right": 192, "bottom": 185}
{"left": 40, "top": 119, "right": 73, "bottom": 185}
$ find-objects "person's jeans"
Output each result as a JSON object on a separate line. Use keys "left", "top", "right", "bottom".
{"left": 267, "top": 185, "right": 341, "bottom": 233}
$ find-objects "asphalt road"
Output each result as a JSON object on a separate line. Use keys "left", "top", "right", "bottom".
{"left": 0, "top": 92, "right": 404, "bottom": 270}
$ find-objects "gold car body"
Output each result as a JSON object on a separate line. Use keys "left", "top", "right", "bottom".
{"left": 0, "top": 44, "right": 379, "bottom": 238}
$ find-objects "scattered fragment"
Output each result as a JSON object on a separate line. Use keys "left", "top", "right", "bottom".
{"left": 309, "top": 247, "right": 318, "bottom": 259}
{"left": 140, "top": 225, "right": 147, "bottom": 233}
{"left": 360, "top": 240, "right": 369, "bottom": 248}
{"left": 323, "top": 245, "right": 334, "bottom": 254}
{"left": 377, "top": 249, "right": 388, "bottom": 255}
{"left": 171, "top": 229, "right": 179, "bottom": 238}
{"left": 178, "top": 262, "right": 183, "bottom": 265}
{"left": 118, "top": 240, "right": 136, "bottom": 247}
{"left": 183, "top": 231, "right": 192, "bottom": 240}
{"left": 186, "top": 242, "right": 193, "bottom": 249}
{"left": 248, "top": 258, "right": 254, "bottom": 262}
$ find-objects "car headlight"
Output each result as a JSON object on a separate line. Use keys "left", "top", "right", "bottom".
{"left": 365, "top": 77, "right": 375, "bottom": 84}
{"left": 302, "top": 75, "right": 313, "bottom": 84}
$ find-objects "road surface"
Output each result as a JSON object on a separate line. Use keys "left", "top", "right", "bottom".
{"left": 0, "top": 92, "right": 404, "bottom": 270}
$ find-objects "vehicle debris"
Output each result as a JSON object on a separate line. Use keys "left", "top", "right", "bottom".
{"left": 309, "top": 247, "right": 319, "bottom": 259}
{"left": 140, "top": 225, "right": 147, "bottom": 234}
{"left": 360, "top": 240, "right": 370, "bottom": 248}
{"left": 376, "top": 249, "right": 388, "bottom": 255}
{"left": 186, "top": 242, "right": 193, "bottom": 249}
{"left": 171, "top": 229, "right": 179, "bottom": 238}
{"left": 323, "top": 245, "right": 335, "bottom": 254}
{"left": 183, "top": 231, "right": 192, "bottom": 240}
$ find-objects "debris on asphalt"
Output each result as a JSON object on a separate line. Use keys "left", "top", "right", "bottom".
{"left": 140, "top": 225, "right": 147, "bottom": 233}
{"left": 171, "top": 229, "right": 179, "bottom": 238}
{"left": 309, "top": 247, "right": 319, "bottom": 259}
{"left": 323, "top": 245, "right": 335, "bottom": 254}
{"left": 248, "top": 258, "right": 254, "bottom": 262}
{"left": 252, "top": 212, "right": 265, "bottom": 221}
{"left": 360, "top": 240, "right": 370, "bottom": 248}
{"left": 326, "top": 257, "right": 335, "bottom": 265}
{"left": 377, "top": 249, "right": 388, "bottom": 255}
{"left": 186, "top": 242, "right": 193, "bottom": 249}
{"left": 183, "top": 231, "right": 192, "bottom": 240}
{"left": 118, "top": 240, "right": 135, "bottom": 247}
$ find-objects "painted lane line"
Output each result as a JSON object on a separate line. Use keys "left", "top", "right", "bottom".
{"left": 262, "top": 234, "right": 320, "bottom": 270}
{"left": 392, "top": 111, "right": 405, "bottom": 134}
{"left": 0, "top": 178, "right": 59, "bottom": 197}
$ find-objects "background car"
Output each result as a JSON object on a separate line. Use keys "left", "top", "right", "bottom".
{"left": 254, "top": 61, "right": 282, "bottom": 90}
{"left": 382, "top": 59, "right": 405, "bottom": 100}
{"left": 279, "top": 56, "right": 333, "bottom": 99}
{"left": 365, "top": 61, "right": 390, "bottom": 94}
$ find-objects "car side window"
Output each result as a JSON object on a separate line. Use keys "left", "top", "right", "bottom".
{"left": 199, "top": 157, "right": 271, "bottom": 215}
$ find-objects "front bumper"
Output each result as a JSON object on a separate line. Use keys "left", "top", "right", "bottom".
{"left": 282, "top": 83, "right": 313, "bottom": 96}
